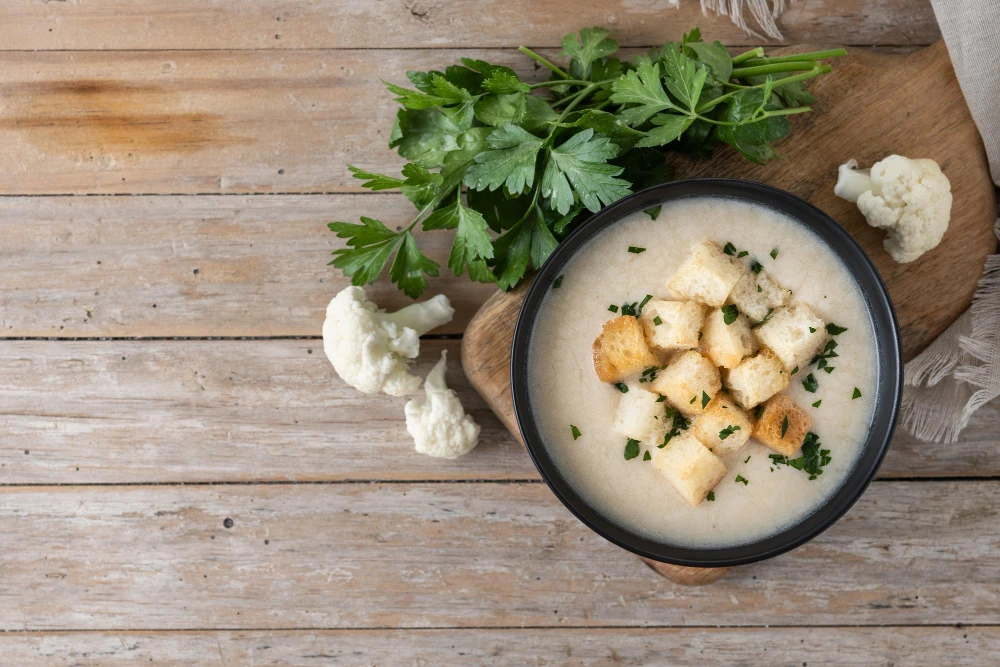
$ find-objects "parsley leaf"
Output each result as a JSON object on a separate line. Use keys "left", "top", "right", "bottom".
{"left": 721, "top": 304, "right": 739, "bottom": 325}
{"left": 541, "top": 129, "right": 631, "bottom": 214}
{"left": 610, "top": 62, "right": 681, "bottom": 127}
{"left": 465, "top": 123, "right": 544, "bottom": 194}
{"left": 422, "top": 193, "right": 494, "bottom": 276}
{"left": 624, "top": 438, "right": 641, "bottom": 460}
{"left": 561, "top": 27, "right": 619, "bottom": 79}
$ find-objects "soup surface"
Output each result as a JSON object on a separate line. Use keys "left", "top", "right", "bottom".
{"left": 527, "top": 196, "right": 878, "bottom": 548}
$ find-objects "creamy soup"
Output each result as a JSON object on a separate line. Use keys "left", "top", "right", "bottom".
{"left": 527, "top": 197, "right": 879, "bottom": 548}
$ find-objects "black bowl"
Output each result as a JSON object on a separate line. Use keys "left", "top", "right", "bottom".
{"left": 510, "top": 179, "right": 902, "bottom": 568}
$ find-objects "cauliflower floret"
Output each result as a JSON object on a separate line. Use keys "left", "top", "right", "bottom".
{"left": 405, "top": 350, "right": 480, "bottom": 458}
{"left": 834, "top": 155, "right": 952, "bottom": 263}
{"left": 322, "top": 286, "right": 454, "bottom": 396}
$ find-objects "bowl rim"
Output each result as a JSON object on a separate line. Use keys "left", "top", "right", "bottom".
{"left": 509, "top": 178, "right": 903, "bottom": 568}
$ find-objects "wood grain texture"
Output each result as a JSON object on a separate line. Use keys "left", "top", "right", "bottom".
{"left": 1, "top": 338, "right": 997, "bottom": 485}
{"left": 1, "top": 627, "right": 995, "bottom": 665}
{"left": 1, "top": 481, "right": 999, "bottom": 630}
{"left": 0, "top": 195, "right": 493, "bottom": 337}
{"left": 0, "top": 0, "right": 939, "bottom": 50}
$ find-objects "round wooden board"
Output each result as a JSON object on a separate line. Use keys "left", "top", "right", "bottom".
{"left": 462, "top": 42, "right": 997, "bottom": 585}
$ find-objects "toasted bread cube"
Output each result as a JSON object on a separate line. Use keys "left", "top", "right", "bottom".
{"left": 692, "top": 395, "right": 754, "bottom": 456}
{"left": 729, "top": 267, "right": 791, "bottom": 321}
{"left": 726, "top": 349, "right": 789, "bottom": 409}
{"left": 753, "top": 393, "right": 811, "bottom": 456}
{"left": 700, "top": 308, "right": 758, "bottom": 369}
{"left": 651, "top": 432, "right": 727, "bottom": 507}
{"left": 593, "top": 316, "right": 660, "bottom": 383}
{"left": 666, "top": 241, "right": 746, "bottom": 307}
{"left": 612, "top": 384, "right": 664, "bottom": 440}
{"left": 754, "top": 304, "right": 828, "bottom": 371}
{"left": 649, "top": 350, "right": 721, "bottom": 416}
{"left": 639, "top": 299, "right": 705, "bottom": 352}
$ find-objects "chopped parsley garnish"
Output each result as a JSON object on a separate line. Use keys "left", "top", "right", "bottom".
{"left": 658, "top": 410, "right": 690, "bottom": 448}
{"left": 723, "top": 242, "right": 737, "bottom": 256}
{"left": 706, "top": 491, "right": 715, "bottom": 501}
{"left": 808, "top": 327, "right": 816, "bottom": 333}
{"left": 620, "top": 301, "right": 638, "bottom": 316}
{"left": 812, "top": 400, "right": 822, "bottom": 408}
{"left": 791, "top": 366, "right": 799, "bottom": 375}
{"left": 750, "top": 308, "right": 774, "bottom": 329}
{"left": 757, "top": 285, "right": 762, "bottom": 293}
{"left": 608, "top": 304, "right": 619, "bottom": 313}
{"left": 781, "top": 415, "right": 789, "bottom": 438}
{"left": 653, "top": 316, "right": 663, "bottom": 326}
{"left": 643, "top": 450, "right": 652, "bottom": 461}
{"left": 628, "top": 246, "right": 646, "bottom": 254}
{"left": 615, "top": 382, "right": 629, "bottom": 393}
{"left": 770, "top": 248, "right": 779, "bottom": 259}
{"left": 624, "top": 439, "right": 641, "bottom": 460}
{"left": 811, "top": 339, "right": 839, "bottom": 370}
{"left": 744, "top": 454, "right": 751, "bottom": 463}
{"left": 750, "top": 260, "right": 763, "bottom": 274}
{"left": 823, "top": 366, "right": 835, "bottom": 374}
{"left": 690, "top": 396, "right": 697, "bottom": 404}
{"left": 553, "top": 275, "right": 564, "bottom": 288}
{"left": 738, "top": 250, "right": 749, "bottom": 258}
{"left": 754, "top": 405, "right": 765, "bottom": 419}
{"left": 802, "top": 373, "right": 819, "bottom": 393}
{"left": 852, "top": 387, "right": 862, "bottom": 399}
{"left": 638, "top": 365, "right": 661, "bottom": 384}
{"left": 769, "top": 432, "right": 831, "bottom": 480}
{"left": 644, "top": 205, "right": 661, "bottom": 221}
{"left": 638, "top": 294, "right": 653, "bottom": 313}
{"left": 827, "top": 323, "right": 848, "bottom": 335}
{"left": 570, "top": 425, "right": 581, "bottom": 440}
{"left": 735, "top": 474, "right": 748, "bottom": 486}
{"left": 656, "top": 394, "right": 667, "bottom": 403}
{"left": 719, "top": 424, "right": 741, "bottom": 440}
{"left": 721, "top": 304, "right": 739, "bottom": 325}
{"left": 701, "top": 391, "right": 711, "bottom": 409}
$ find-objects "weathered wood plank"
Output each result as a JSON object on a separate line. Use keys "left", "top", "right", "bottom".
{"left": 0, "top": 0, "right": 939, "bottom": 51}
{"left": 0, "top": 46, "right": 868, "bottom": 195}
{"left": 0, "top": 195, "right": 492, "bottom": 337}
{"left": 0, "top": 481, "right": 997, "bottom": 630}
{"left": 1, "top": 627, "right": 996, "bottom": 665}
{"left": 0, "top": 339, "right": 994, "bottom": 484}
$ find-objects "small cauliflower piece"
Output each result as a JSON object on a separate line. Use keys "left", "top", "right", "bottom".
{"left": 639, "top": 299, "right": 705, "bottom": 352}
{"left": 834, "top": 155, "right": 952, "bottom": 263}
{"left": 404, "top": 350, "right": 480, "bottom": 459}
{"left": 593, "top": 316, "right": 660, "bottom": 383}
{"left": 726, "top": 348, "right": 789, "bottom": 409}
{"left": 701, "top": 307, "right": 758, "bottom": 369}
{"left": 752, "top": 393, "right": 811, "bottom": 456}
{"left": 728, "top": 267, "right": 790, "bottom": 322}
{"left": 651, "top": 432, "right": 727, "bottom": 507}
{"left": 612, "top": 384, "right": 664, "bottom": 440}
{"left": 754, "top": 304, "right": 828, "bottom": 371}
{"left": 323, "top": 286, "right": 455, "bottom": 396}
{"left": 692, "top": 395, "right": 753, "bottom": 456}
{"left": 666, "top": 241, "right": 746, "bottom": 307}
{"left": 650, "top": 350, "right": 721, "bottom": 416}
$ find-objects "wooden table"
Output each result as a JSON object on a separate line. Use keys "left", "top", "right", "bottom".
{"left": 2, "top": 1, "right": 998, "bottom": 664}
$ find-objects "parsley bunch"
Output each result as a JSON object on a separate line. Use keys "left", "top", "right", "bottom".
{"left": 330, "top": 27, "right": 845, "bottom": 297}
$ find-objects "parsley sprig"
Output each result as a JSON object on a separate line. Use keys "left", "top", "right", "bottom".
{"left": 331, "top": 27, "right": 845, "bottom": 297}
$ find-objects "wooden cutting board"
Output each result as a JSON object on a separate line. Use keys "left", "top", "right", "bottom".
{"left": 461, "top": 42, "right": 997, "bottom": 585}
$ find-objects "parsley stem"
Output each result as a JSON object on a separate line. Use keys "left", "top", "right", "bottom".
{"left": 731, "top": 47, "right": 765, "bottom": 64}
{"left": 731, "top": 61, "right": 820, "bottom": 78}
{"left": 529, "top": 79, "right": 597, "bottom": 89}
{"left": 741, "top": 48, "right": 848, "bottom": 65}
{"left": 697, "top": 67, "right": 831, "bottom": 113}
{"left": 518, "top": 46, "right": 570, "bottom": 79}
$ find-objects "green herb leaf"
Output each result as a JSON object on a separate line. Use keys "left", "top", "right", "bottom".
{"left": 701, "top": 391, "right": 711, "bottom": 409}
{"left": 706, "top": 491, "right": 715, "bottom": 501}
{"left": 608, "top": 304, "right": 619, "bottom": 313}
{"left": 662, "top": 46, "right": 708, "bottom": 112}
{"left": 770, "top": 247, "right": 779, "bottom": 259}
{"left": 541, "top": 129, "right": 631, "bottom": 214}
{"left": 812, "top": 400, "right": 822, "bottom": 407}
{"left": 827, "top": 323, "right": 848, "bottom": 335}
{"left": 421, "top": 194, "right": 494, "bottom": 276}
{"left": 391, "top": 107, "right": 473, "bottom": 169}
{"left": 637, "top": 113, "right": 694, "bottom": 148}
{"left": 628, "top": 246, "right": 646, "bottom": 254}
{"left": 852, "top": 387, "right": 862, "bottom": 399}
{"left": 802, "top": 373, "right": 819, "bottom": 393}
{"left": 465, "top": 123, "right": 544, "bottom": 194}
{"left": 735, "top": 474, "right": 748, "bottom": 486}
{"left": 561, "top": 27, "right": 619, "bottom": 79}
{"left": 687, "top": 40, "right": 733, "bottom": 82}
{"left": 643, "top": 450, "right": 652, "bottom": 461}
{"left": 721, "top": 304, "right": 739, "bottom": 325}
{"left": 781, "top": 415, "right": 789, "bottom": 438}
{"left": 653, "top": 316, "right": 663, "bottom": 326}
{"left": 571, "top": 424, "right": 581, "bottom": 440}
{"left": 750, "top": 260, "right": 763, "bottom": 274}
{"left": 615, "top": 382, "right": 629, "bottom": 393}
{"left": 389, "top": 231, "right": 441, "bottom": 298}
{"left": 624, "top": 438, "right": 641, "bottom": 460}
{"left": 553, "top": 275, "right": 564, "bottom": 289}
{"left": 769, "top": 432, "right": 831, "bottom": 480}
{"left": 610, "top": 62, "right": 682, "bottom": 127}
{"left": 723, "top": 242, "right": 737, "bottom": 255}
{"left": 644, "top": 205, "right": 662, "bottom": 220}
{"left": 638, "top": 294, "right": 653, "bottom": 312}
{"left": 348, "top": 165, "right": 405, "bottom": 191}
{"left": 719, "top": 424, "right": 741, "bottom": 440}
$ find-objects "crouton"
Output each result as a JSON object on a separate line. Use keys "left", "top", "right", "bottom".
{"left": 612, "top": 384, "right": 664, "bottom": 440}
{"left": 753, "top": 393, "right": 812, "bottom": 456}
{"left": 729, "top": 267, "right": 791, "bottom": 321}
{"left": 639, "top": 299, "right": 705, "bottom": 352}
{"left": 649, "top": 350, "right": 721, "bottom": 416}
{"left": 593, "top": 316, "right": 660, "bottom": 382}
{"left": 700, "top": 307, "right": 758, "bottom": 369}
{"left": 692, "top": 395, "right": 753, "bottom": 456}
{"left": 726, "top": 348, "right": 789, "bottom": 409}
{"left": 666, "top": 241, "right": 746, "bottom": 307}
{"left": 651, "top": 432, "right": 727, "bottom": 507}
{"left": 754, "top": 303, "right": 828, "bottom": 371}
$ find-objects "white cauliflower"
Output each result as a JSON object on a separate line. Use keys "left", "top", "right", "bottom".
{"left": 405, "top": 350, "right": 480, "bottom": 458}
{"left": 834, "top": 154, "right": 952, "bottom": 263}
{"left": 322, "top": 286, "right": 454, "bottom": 396}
